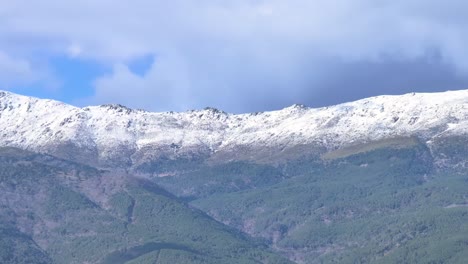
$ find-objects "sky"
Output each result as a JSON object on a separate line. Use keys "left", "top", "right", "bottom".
{"left": 1, "top": 0, "right": 468, "bottom": 113}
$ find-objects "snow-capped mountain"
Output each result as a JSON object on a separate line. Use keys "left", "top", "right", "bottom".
{"left": 0, "top": 90, "right": 467, "bottom": 168}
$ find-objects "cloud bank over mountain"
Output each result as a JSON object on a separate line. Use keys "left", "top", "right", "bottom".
{"left": 2, "top": 1, "right": 468, "bottom": 112}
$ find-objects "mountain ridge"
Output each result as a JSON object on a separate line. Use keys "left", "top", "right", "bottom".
{"left": 0, "top": 89, "right": 467, "bottom": 169}
{"left": 1, "top": 90, "right": 468, "bottom": 264}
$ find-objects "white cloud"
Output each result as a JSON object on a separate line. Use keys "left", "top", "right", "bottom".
{"left": 2, "top": 1, "right": 468, "bottom": 110}
{"left": 0, "top": 51, "right": 38, "bottom": 88}
{"left": 0, "top": 51, "right": 60, "bottom": 91}
{"left": 0, "top": 52, "right": 32, "bottom": 76}
{"left": 90, "top": 52, "right": 193, "bottom": 111}
{"left": 67, "top": 43, "right": 83, "bottom": 58}
{"left": 4, "top": 0, "right": 468, "bottom": 62}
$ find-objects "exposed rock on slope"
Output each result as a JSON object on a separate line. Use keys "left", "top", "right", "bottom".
{"left": 0, "top": 90, "right": 466, "bottom": 168}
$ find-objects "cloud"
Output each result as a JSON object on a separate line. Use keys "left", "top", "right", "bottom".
{"left": 2, "top": 1, "right": 468, "bottom": 111}
{"left": 90, "top": 53, "right": 192, "bottom": 111}
{"left": 67, "top": 44, "right": 83, "bottom": 58}
{"left": 0, "top": 51, "right": 33, "bottom": 78}
{"left": 0, "top": 51, "right": 60, "bottom": 92}
{"left": 0, "top": 51, "right": 41, "bottom": 89}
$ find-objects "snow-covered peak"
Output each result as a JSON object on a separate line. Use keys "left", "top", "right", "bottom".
{"left": 0, "top": 89, "right": 467, "bottom": 166}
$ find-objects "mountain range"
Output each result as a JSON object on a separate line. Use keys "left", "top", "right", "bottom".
{"left": 0, "top": 90, "right": 467, "bottom": 263}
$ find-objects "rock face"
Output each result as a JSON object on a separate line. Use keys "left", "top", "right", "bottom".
{"left": 0, "top": 90, "right": 467, "bottom": 169}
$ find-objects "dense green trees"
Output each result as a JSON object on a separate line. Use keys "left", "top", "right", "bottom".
{"left": 0, "top": 148, "right": 291, "bottom": 264}
{"left": 168, "top": 142, "right": 468, "bottom": 263}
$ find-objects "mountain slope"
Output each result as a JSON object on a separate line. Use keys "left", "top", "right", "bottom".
{"left": 0, "top": 90, "right": 467, "bottom": 169}
{"left": 0, "top": 147, "right": 291, "bottom": 264}
{"left": 1, "top": 90, "right": 467, "bottom": 264}
{"left": 188, "top": 140, "right": 468, "bottom": 263}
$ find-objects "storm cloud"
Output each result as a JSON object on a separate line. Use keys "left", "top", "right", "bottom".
{"left": 2, "top": 1, "right": 468, "bottom": 112}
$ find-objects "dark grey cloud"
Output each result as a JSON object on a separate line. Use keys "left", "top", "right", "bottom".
{"left": 2, "top": 1, "right": 468, "bottom": 112}
{"left": 186, "top": 53, "right": 468, "bottom": 113}
{"left": 299, "top": 54, "right": 468, "bottom": 110}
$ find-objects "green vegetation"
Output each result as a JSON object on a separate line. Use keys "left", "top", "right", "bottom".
{"left": 1, "top": 134, "right": 467, "bottom": 264}
{"left": 0, "top": 148, "right": 291, "bottom": 264}
{"left": 173, "top": 141, "right": 467, "bottom": 263}
{"left": 155, "top": 161, "right": 286, "bottom": 198}
{"left": 321, "top": 136, "right": 420, "bottom": 160}
{"left": 0, "top": 224, "right": 51, "bottom": 264}
{"left": 135, "top": 155, "right": 208, "bottom": 175}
